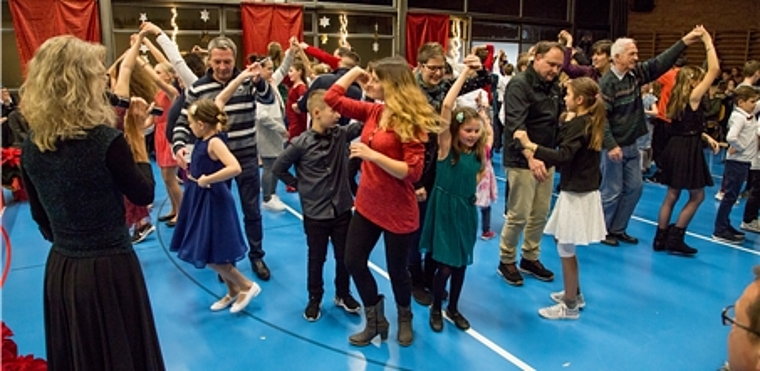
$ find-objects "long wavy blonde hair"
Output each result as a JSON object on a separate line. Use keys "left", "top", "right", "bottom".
{"left": 20, "top": 36, "right": 115, "bottom": 152}
{"left": 374, "top": 57, "right": 443, "bottom": 142}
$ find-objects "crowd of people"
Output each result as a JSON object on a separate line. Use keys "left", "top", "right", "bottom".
{"left": 10, "top": 20, "right": 760, "bottom": 371}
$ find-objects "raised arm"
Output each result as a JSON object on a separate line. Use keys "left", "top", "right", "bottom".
{"left": 141, "top": 21, "right": 199, "bottom": 87}
{"left": 689, "top": 26, "right": 720, "bottom": 109}
{"left": 301, "top": 43, "right": 340, "bottom": 70}
{"left": 141, "top": 36, "right": 169, "bottom": 65}
{"left": 323, "top": 67, "right": 375, "bottom": 122}
{"left": 215, "top": 64, "right": 261, "bottom": 109}
{"left": 439, "top": 63, "right": 473, "bottom": 157}
{"left": 113, "top": 33, "right": 145, "bottom": 98}
{"left": 272, "top": 38, "right": 298, "bottom": 86}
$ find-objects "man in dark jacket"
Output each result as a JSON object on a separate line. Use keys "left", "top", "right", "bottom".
{"left": 497, "top": 41, "right": 564, "bottom": 287}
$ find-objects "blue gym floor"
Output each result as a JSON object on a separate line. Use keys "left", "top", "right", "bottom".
{"left": 2, "top": 149, "right": 757, "bottom": 370}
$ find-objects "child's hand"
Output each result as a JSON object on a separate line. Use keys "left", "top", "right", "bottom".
{"left": 707, "top": 137, "right": 720, "bottom": 154}
{"left": 728, "top": 146, "right": 737, "bottom": 155}
{"left": 197, "top": 175, "right": 211, "bottom": 188}
{"left": 513, "top": 130, "right": 528, "bottom": 143}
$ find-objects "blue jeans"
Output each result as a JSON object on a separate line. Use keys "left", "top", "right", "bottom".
{"left": 600, "top": 144, "right": 644, "bottom": 235}
{"left": 714, "top": 160, "right": 750, "bottom": 234}
{"left": 235, "top": 155, "right": 264, "bottom": 260}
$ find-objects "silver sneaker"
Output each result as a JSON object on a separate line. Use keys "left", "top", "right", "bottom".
{"left": 539, "top": 302, "right": 580, "bottom": 320}
{"left": 549, "top": 290, "right": 586, "bottom": 309}
{"left": 740, "top": 220, "right": 760, "bottom": 233}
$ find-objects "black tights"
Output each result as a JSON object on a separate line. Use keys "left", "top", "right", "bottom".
{"left": 432, "top": 263, "right": 466, "bottom": 312}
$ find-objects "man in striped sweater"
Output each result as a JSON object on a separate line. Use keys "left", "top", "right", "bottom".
{"left": 172, "top": 37, "right": 275, "bottom": 280}
{"left": 598, "top": 27, "right": 703, "bottom": 246}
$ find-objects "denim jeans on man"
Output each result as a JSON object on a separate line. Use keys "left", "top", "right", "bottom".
{"left": 600, "top": 143, "right": 644, "bottom": 235}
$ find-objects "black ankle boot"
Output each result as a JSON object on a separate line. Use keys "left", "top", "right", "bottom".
{"left": 666, "top": 226, "right": 698, "bottom": 256}
{"left": 653, "top": 224, "right": 672, "bottom": 252}
{"left": 429, "top": 308, "right": 443, "bottom": 332}
{"left": 349, "top": 295, "right": 389, "bottom": 346}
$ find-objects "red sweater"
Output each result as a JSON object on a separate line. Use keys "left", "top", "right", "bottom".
{"left": 324, "top": 85, "right": 425, "bottom": 234}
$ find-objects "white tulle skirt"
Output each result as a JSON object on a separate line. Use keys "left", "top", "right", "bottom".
{"left": 544, "top": 190, "right": 607, "bottom": 246}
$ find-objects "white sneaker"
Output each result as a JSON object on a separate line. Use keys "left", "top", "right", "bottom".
{"left": 538, "top": 302, "right": 579, "bottom": 320}
{"left": 549, "top": 291, "right": 586, "bottom": 309}
{"left": 714, "top": 191, "right": 724, "bottom": 201}
{"left": 262, "top": 195, "right": 287, "bottom": 212}
{"left": 740, "top": 220, "right": 760, "bottom": 233}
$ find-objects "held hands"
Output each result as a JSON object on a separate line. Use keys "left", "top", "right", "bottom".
{"left": 242, "top": 62, "right": 262, "bottom": 80}
{"left": 140, "top": 22, "right": 162, "bottom": 36}
{"left": 463, "top": 55, "right": 482, "bottom": 71}
{"left": 705, "top": 135, "right": 720, "bottom": 154}
{"left": 349, "top": 66, "right": 371, "bottom": 85}
{"left": 349, "top": 142, "right": 377, "bottom": 162}
{"left": 682, "top": 25, "right": 705, "bottom": 46}
{"left": 414, "top": 187, "right": 427, "bottom": 203}
{"left": 558, "top": 30, "right": 573, "bottom": 47}
{"left": 175, "top": 148, "right": 189, "bottom": 170}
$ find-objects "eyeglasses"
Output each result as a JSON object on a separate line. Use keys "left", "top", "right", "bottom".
{"left": 722, "top": 305, "right": 760, "bottom": 337}
{"left": 423, "top": 64, "right": 445, "bottom": 73}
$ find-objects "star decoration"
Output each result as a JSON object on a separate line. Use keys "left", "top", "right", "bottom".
{"left": 200, "top": 9, "right": 210, "bottom": 23}
{"left": 139, "top": 13, "right": 148, "bottom": 22}
{"left": 140, "top": 44, "right": 149, "bottom": 54}
{"left": 320, "top": 34, "right": 328, "bottom": 45}
{"left": 372, "top": 42, "right": 379, "bottom": 53}
{"left": 319, "top": 16, "right": 330, "bottom": 28}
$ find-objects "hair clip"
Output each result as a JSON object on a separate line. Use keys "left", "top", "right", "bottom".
{"left": 456, "top": 111, "right": 464, "bottom": 123}
{"left": 189, "top": 104, "right": 198, "bottom": 116}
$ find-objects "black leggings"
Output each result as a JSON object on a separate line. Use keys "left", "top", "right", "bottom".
{"left": 345, "top": 211, "right": 414, "bottom": 308}
{"left": 432, "top": 263, "right": 466, "bottom": 312}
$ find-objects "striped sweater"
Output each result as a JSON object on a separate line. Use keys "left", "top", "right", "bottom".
{"left": 599, "top": 40, "right": 686, "bottom": 149}
{"left": 172, "top": 68, "right": 274, "bottom": 159}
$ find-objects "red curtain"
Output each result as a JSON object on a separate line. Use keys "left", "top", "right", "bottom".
{"left": 405, "top": 13, "right": 450, "bottom": 66}
{"left": 240, "top": 2, "right": 303, "bottom": 60}
{"left": 9, "top": 0, "right": 101, "bottom": 74}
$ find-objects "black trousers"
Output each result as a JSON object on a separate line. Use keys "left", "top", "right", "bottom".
{"left": 303, "top": 211, "right": 352, "bottom": 300}
{"left": 345, "top": 211, "right": 413, "bottom": 308}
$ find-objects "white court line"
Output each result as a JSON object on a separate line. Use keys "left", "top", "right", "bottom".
{"left": 283, "top": 204, "right": 536, "bottom": 371}
{"left": 494, "top": 174, "right": 760, "bottom": 256}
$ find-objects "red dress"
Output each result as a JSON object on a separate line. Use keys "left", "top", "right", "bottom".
{"left": 114, "top": 105, "right": 150, "bottom": 226}
{"left": 286, "top": 83, "right": 308, "bottom": 141}
{"left": 153, "top": 90, "right": 177, "bottom": 168}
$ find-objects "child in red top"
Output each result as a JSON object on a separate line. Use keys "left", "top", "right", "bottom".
{"left": 286, "top": 61, "right": 308, "bottom": 141}
{"left": 324, "top": 57, "right": 441, "bottom": 348}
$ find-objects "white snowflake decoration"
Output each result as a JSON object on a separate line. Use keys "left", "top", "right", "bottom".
{"left": 372, "top": 42, "right": 379, "bottom": 53}
{"left": 319, "top": 16, "right": 330, "bottom": 28}
{"left": 139, "top": 13, "right": 148, "bottom": 22}
{"left": 200, "top": 9, "right": 210, "bottom": 23}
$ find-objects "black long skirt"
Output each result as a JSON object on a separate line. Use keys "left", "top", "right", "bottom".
{"left": 44, "top": 249, "right": 165, "bottom": 371}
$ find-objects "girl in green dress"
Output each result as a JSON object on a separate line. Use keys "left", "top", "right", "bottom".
{"left": 420, "top": 63, "right": 488, "bottom": 332}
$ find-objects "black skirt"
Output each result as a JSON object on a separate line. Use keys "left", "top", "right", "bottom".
{"left": 44, "top": 249, "right": 165, "bottom": 371}
{"left": 658, "top": 134, "right": 714, "bottom": 190}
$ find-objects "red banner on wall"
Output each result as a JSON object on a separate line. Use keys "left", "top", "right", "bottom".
{"left": 240, "top": 2, "right": 303, "bottom": 60}
{"left": 9, "top": 0, "right": 101, "bottom": 74}
{"left": 405, "top": 13, "right": 450, "bottom": 66}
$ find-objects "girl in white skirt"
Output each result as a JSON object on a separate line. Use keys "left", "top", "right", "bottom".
{"left": 513, "top": 77, "right": 607, "bottom": 320}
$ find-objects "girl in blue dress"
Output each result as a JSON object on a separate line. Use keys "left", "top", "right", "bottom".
{"left": 170, "top": 99, "right": 261, "bottom": 314}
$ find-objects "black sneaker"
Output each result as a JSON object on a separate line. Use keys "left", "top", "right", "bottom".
{"left": 600, "top": 234, "right": 619, "bottom": 246}
{"left": 497, "top": 262, "right": 523, "bottom": 286}
{"left": 251, "top": 259, "right": 271, "bottom": 281}
{"left": 304, "top": 299, "right": 321, "bottom": 321}
{"left": 334, "top": 294, "right": 361, "bottom": 314}
{"left": 131, "top": 223, "right": 155, "bottom": 244}
{"left": 412, "top": 286, "right": 432, "bottom": 306}
{"left": 727, "top": 226, "right": 746, "bottom": 239}
{"left": 519, "top": 259, "right": 554, "bottom": 282}
{"left": 712, "top": 230, "right": 744, "bottom": 245}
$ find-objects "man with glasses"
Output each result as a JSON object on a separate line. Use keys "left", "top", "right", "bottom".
{"left": 408, "top": 42, "right": 494, "bottom": 305}
{"left": 723, "top": 265, "right": 760, "bottom": 371}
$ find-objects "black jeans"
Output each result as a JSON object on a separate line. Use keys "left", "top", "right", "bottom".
{"left": 407, "top": 199, "right": 436, "bottom": 289}
{"left": 236, "top": 155, "right": 264, "bottom": 260}
{"left": 303, "top": 211, "right": 352, "bottom": 300}
{"left": 345, "top": 211, "right": 413, "bottom": 308}
{"left": 744, "top": 169, "right": 760, "bottom": 223}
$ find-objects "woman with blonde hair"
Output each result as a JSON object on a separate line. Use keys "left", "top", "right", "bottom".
{"left": 324, "top": 57, "right": 441, "bottom": 347}
{"left": 20, "top": 36, "right": 164, "bottom": 370}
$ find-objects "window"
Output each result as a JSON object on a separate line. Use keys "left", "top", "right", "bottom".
{"left": 409, "top": 0, "right": 463, "bottom": 12}
{"left": 315, "top": 14, "right": 394, "bottom": 36}
{"left": 522, "top": 0, "right": 568, "bottom": 21}
{"left": 310, "top": 36, "right": 394, "bottom": 66}
{"left": 112, "top": 5, "right": 221, "bottom": 31}
{"left": 521, "top": 24, "right": 564, "bottom": 43}
{"left": 468, "top": 0, "right": 519, "bottom": 16}
{"left": 320, "top": 0, "right": 393, "bottom": 6}
{"left": 471, "top": 22, "right": 520, "bottom": 41}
